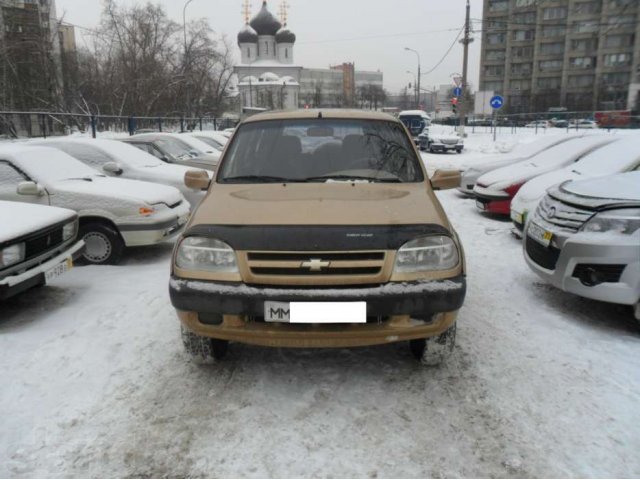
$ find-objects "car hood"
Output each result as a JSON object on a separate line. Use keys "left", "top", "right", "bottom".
{"left": 189, "top": 182, "right": 450, "bottom": 227}
{"left": 431, "top": 134, "right": 461, "bottom": 142}
{"left": 558, "top": 171, "right": 640, "bottom": 203}
{"left": 50, "top": 176, "right": 184, "bottom": 205}
{"left": 0, "top": 201, "right": 76, "bottom": 244}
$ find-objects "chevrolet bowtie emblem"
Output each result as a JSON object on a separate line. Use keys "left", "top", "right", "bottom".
{"left": 301, "top": 259, "right": 331, "bottom": 271}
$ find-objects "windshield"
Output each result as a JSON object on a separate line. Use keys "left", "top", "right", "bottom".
{"left": 399, "top": 115, "right": 426, "bottom": 135}
{"left": 574, "top": 139, "right": 640, "bottom": 176}
{"left": 192, "top": 135, "right": 224, "bottom": 151}
{"left": 16, "top": 149, "right": 101, "bottom": 182}
{"left": 218, "top": 119, "right": 424, "bottom": 183}
{"left": 94, "top": 141, "right": 163, "bottom": 167}
{"left": 156, "top": 138, "right": 194, "bottom": 160}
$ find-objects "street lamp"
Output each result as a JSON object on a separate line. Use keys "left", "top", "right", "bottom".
{"left": 404, "top": 47, "right": 421, "bottom": 109}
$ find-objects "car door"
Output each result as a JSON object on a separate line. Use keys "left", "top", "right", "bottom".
{"left": 0, "top": 161, "right": 50, "bottom": 205}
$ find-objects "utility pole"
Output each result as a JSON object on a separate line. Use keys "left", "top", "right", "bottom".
{"left": 458, "top": 0, "right": 473, "bottom": 136}
{"left": 404, "top": 47, "right": 421, "bottom": 110}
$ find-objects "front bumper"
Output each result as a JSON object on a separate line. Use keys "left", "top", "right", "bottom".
{"left": 169, "top": 275, "right": 466, "bottom": 347}
{"left": 430, "top": 142, "right": 463, "bottom": 152}
{"left": 0, "top": 240, "right": 85, "bottom": 300}
{"left": 524, "top": 227, "right": 640, "bottom": 306}
{"left": 119, "top": 204, "right": 191, "bottom": 246}
{"left": 474, "top": 185, "right": 511, "bottom": 215}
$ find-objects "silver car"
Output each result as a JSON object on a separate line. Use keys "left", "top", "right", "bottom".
{"left": 523, "top": 172, "right": 640, "bottom": 321}
{"left": 122, "top": 133, "right": 218, "bottom": 170}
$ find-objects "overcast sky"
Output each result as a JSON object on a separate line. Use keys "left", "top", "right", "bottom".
{"left": 55, "top": 0, "right": 482, "bottom": 93}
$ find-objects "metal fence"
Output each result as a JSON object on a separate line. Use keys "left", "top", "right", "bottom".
{"left": 0, "top": 111, "right": 239, "bottom": 139}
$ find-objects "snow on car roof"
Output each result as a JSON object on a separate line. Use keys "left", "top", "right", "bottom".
{"left": 562, "top": 171, "right": 640, "bottom": 202}
{"left": 49, "top": 138, "right": 163, "bottom": 168}
{"left": 0, "top": 200, "right": 76, "bottom": 244}
{"left": 0, "top": 145, "right": 99, "bottom": 183}
{"left": 574, "top": 134, "right": 640, "bottom": 176}
{"left": 164, "top": 133, "right": 218, "bottom": 154}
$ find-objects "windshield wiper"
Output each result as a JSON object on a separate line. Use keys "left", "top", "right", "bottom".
{"left": 222, "top": 175, "right": 305, "bottom": 183}
{"left": 303, "top": 174, "right": 402, "bottom": 183}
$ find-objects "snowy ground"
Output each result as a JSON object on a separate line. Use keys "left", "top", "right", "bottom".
{"left": 1, "top": 131, "right": 640, "bottom": 477}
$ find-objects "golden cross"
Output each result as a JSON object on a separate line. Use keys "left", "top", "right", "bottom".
{"left": 242, "top": 0, "right": 251, "bottom": 24}
{"left": 279, "top": 0, "right": 289, "bottom": 24}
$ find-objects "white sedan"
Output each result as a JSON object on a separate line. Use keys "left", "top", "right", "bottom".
{"left": 0, "top": 145, "right": 190, "bottom": 265}
{"left": 34, "top": 138, "right": 209, "bottom": 207}
{"left": 511, "top": 135, "right": 640, "bottom": 230}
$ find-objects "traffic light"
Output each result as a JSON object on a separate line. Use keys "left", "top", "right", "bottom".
{"left": 451, "top": 97, "right": 458, "bottom": 114}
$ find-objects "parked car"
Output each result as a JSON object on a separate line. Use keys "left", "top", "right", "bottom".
{"left": 0, "top": 201, "right": 84, "bottom": 300}
{"left": 399, "top": 110, "right": 431, "bottom": 144}
{"left": 187, "top": 131, "right": 229, "bottom": 151}
{"left": 170, "top": 110, "right": 466, "bottom": 365}
{"left": 458, "top": 134, "right": 584, "bottom": 195}
{"left": 426, "top": 131, "right": 464, "bottom": 154}
{"left": 473, "top": 135, "right": 616, "bottom": 215}
{"left": 166, "top": 132, "right": 221, "bottom": 157}
{"left": 552, "top": 120, "right": 569, "bottom": 128}
{"left": 0, "top": 145, "right": 190, "bottom": 265}
{"left": 33, "top": 138, "right": 209, "bottom": 208}
{"left": 511, "top": 135, "right": 640, "bottom": 230}
{"left": 524, "top": 120, "right": 551, "bottom": 129}
{"left": 571, "top": 119, "right": 599, "bottom": 129}
{"left": 524, "top": 172, "right": 640, "bottom": 321}
{"left": 122, "top": 133, "right": 218, "bottom": 170}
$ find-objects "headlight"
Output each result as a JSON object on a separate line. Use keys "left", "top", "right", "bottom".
{"left": 581, "top": 208, "right": 640, "bottom": 235}
{"left": 62, "top": 220, "right": 77, "bottom": 241}
{"left": 393, "top": 236, "right": 459, "bottom": 273}
{"left": 1, "top": 243, "right": 25, "bottom": 268}
{"left": 175, "top": 237, "right": 238, "bottom": 273}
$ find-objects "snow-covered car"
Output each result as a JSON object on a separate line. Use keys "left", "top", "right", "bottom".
{"left": 122, "top": 133, "right": 219, "bottom": 170}
{"left": 524, "top": 120, "right": 551, "bottom": 129}
{"left": 0, "top": 145, "right": 190, "bottom": 265}
{"left": 426, "top": 132, "right": 464, "bottom": 154}
{"left": 511, "top": 135, "right": 640, "bottom": 230}
{"left": 524, "top": 172, "right": 640, "bottom": 321}
{"left": 458, "top": 134, "right": 584, "bottom": 195}
{"left": 33, "top": 138, "right": 209, "bottom": 208}
{"left": 187, "top": 131, "right": 228, "bottom": 151}
{"left": 571, "top": 119, "right": 599, "bottom": 129}
{"left": 473, "top": 135, "right": 616, "bottom": 215}
{"left": 0, "top": 201, "right": 84, "bottom": 300}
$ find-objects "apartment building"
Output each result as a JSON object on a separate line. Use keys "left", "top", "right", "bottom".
{"left": 479, "top": 0, "right": 640, "bottom": 113}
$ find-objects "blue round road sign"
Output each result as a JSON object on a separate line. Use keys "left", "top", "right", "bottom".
{"left": 490, "top": 95, "right": 504, "bottom": 109}
{"left": 453, "top": 87, "right": 462, "bottom": 97}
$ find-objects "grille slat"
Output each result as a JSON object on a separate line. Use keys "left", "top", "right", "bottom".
{"left": 24, "top": 228, "right": 63, "bottom": 260}
{"left": 525, "top": 236, "right": 561, "bottom": 270}
{"left": 537, "top": 195, "right": 593, "bottom": 232}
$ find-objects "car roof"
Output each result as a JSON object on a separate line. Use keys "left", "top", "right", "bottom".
{"left": 241, "top": 109, "right": 400, "bottom": 124}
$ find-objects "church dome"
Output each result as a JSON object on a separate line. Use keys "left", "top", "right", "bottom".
{"left": 237, "top": 24, "right": 258, "bottom": 44}
{"left": 275, "top": 25, "right": 296, "bottom": 44}
{"left": 249, "top": 1, "right": 282, "bottom": 36}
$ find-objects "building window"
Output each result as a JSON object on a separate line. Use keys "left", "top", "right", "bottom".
{"left": 572, "top": 21, "right": 599, "bottom": 33}
{"left": 512, "top": 46, "right": 534, "bottom": 58}
{"left": 247, "top": 48, "right": 250, "bottom": 58}
{"left": 487, "top": 33, "right": 506, "bottom": 45}
{"left": 601, "top": 72, "right": 631, "bottom": 85}
{"left": 513, "top": 12, "right": 536, "bottom": 24}
{"left": 608, "top": 15, "right": 636, "bottom": 26}
{"left": 571, "top": 38, "right": 598, "bottom": 51}
{"left": 483, "top": 81, "right": 504, "bottom": 92}
{"left": 603, "top": 53, "right": 632, "bottom": 67}
{"left": 537, "top": 77, "right": 562, "bottom": 89}
{"left": 604, "top": 34, "right": 635, "bottom": 48}
{"left": 540, "top": 42, "right": 565, "bottom": 55}
{"left": 541, "top": 25, "right": 566, "bottom": 37}
{"left": 512, "top": 30, "right": 535, "bottom": 41}
{"left": 573, "top": 1, "right": 601, "bottom": 14}
{"left": 484, "top": 65, "right": 505, "bottom": 77}
{"left": 486, "top": 49, "right": 506, "bottom": 61}
{"left": 264, "top": 41, "right": 268, "bottom": 55}
{"left": 510, "top": 79, "right": 531, "bottom": 91}
{"left": 543, "top": 7, "right": 567, "bottom": 20}
{"left": 568, "top": 74, "right": 595, "bottom": 87}
{"left": 539, "top": 60, "right": 563, "bottom": 71}
{"left": 609, "top": 0, "right": 634, "bottom": 8}
{"left": 488, "top": 0, "right": 508, "bottom": 12}
{"left": 285, "top": 48, "right": 288, "bottom": 59}
{"left": 514, "top": 0, "right": 536, "bottom": 7}
{"left": 569, "top": 57, "right": 596, "bottom": 69}
{"left": 511, "top": 63, "right": 532, "bottom": 76}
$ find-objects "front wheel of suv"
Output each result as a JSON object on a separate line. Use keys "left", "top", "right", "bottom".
{"left": 409, "top": 322, "right": 456, "bottom": 366}
{"left": 181, "top": 326, "right": 228, "bottom": 364}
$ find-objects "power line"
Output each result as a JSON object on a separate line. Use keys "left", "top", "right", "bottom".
{"left": 422, "top": 25, "right": 465, "bottom": 76}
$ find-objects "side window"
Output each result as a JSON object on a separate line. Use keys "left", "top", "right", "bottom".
{"left": 149, "top": 145, "right": 167, "bottom": 160}
{"left": 0, "top": 161, "right": 27, "bottom": 197}
{"left": 59, "top": 144, "right": 112, "bottom": 169}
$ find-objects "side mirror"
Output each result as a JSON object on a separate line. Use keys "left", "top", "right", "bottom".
{"left": 102, "top": 162, "right": 123, "bottom": 175}
{"left": 17, "top": 181, "right": 45, "bottom": 196}
{"left": 189, "top": 150, "right": 199, "bottom": 157}
{"left": 184, "top": 169, "right": 211, "bottom": 191}
{"left": 431, "top": 169, "right": 461, "bottom": 191}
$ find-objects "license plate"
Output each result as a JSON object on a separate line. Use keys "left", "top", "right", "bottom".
{"left": 527, "top": 221, "right": 553, "bottom": 247}
{"left": 511, "top": 211, "right": 523, "bottom": 224}
{"left": 264, "top": 301, "right": 367, "bottom": 324}
{"left": 44, "top": 258, "right": 72, "bottom": 283}
{"left": 476, "top": 200, "right": 486, "bottom": 211}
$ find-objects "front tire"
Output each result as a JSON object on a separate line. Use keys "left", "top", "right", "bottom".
{"left": 409, "top": 323, "right": 456, "bottom": 366}
{"left": 181, "top": 326, "right": 228, "bottom": 364}
{"left": 78, "top": 222, "right": 125, "bottom": 265}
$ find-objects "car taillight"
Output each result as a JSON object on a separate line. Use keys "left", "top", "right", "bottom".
{"left": 504, "top": 182, "right": 525, "bottom": 197}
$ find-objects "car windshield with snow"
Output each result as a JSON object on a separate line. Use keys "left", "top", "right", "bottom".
{"left": 170, "top": 110, "right": 466, "bottom": 365}
{"left": 0, "top": 145, "right": 190, "bottom": 265}
{"left": 122, "top": 133, "right": 218, "bottom": 171}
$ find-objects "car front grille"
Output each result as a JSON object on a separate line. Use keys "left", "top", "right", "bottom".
{"left": 239, "top": 250, "right": 391, "bottom": 286}
{"left": 536, "top": 195, "right": 593, "bottom": 232}
{"left": 525, "top": 235, "right": 561, "bottom": 270}
{"left": 24, "top": 227, "right": 64, "bottom": 260}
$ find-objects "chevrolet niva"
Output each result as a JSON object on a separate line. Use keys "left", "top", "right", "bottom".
{"left": 170, "top": 110, "right": 466, "bottom": 365}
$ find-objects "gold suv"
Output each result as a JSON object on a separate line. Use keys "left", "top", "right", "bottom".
{"left": 170, "top": 110, "right": 466, "bottom": 365}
